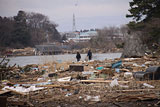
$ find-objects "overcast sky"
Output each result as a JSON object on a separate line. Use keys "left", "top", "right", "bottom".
{"left": 0, "top": 0, "right": 132, "bottom": 32}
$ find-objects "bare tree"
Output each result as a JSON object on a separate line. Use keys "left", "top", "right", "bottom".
{"left": 26, "top": 12, "right": 60, "bottom": 45}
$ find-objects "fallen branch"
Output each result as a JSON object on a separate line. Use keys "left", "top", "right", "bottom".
{"left": 0, "top": 56, "right": 7, "bottom": 65}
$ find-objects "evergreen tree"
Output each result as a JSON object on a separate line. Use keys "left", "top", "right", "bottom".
{"left": 126, "top": 0, "right": 160, "bottom": 48}
{"left": 127, "top": 0, "right": 160, "bottom": 22}
{"left": 0, "top": 17, "right": 14, "bottom": 47}
{"left": 62, "top": 34, "right": 67, "bottom": 41}
{"left": 11, "top": 10, "right": 31, "bottom": 48}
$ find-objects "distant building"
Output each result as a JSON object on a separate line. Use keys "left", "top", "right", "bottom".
{"left": 79, "top": 31, "right": 97, "bottom": 42}
{"left": 65, "top": 30, "right": 98, "bottom": 42}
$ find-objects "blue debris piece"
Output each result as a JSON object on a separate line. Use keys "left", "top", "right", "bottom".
{"left": 115, "top": 68, "right": 120, "bottom": 73}
{"left": 112, "top": 60, "right": 122, "bottom": 68}
{"left": 96, "top": 66, "right": 104, "bottom": 70}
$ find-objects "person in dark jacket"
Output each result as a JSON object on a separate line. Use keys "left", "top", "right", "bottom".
{"left": 76, "top": 52, "right": 81, "bottom": 62}
{"left": 87, "top": 50, "right": 92, "bottom": 60}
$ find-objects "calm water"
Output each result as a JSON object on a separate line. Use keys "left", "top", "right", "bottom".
{"left": 0, "top": 53, "right": 122, "bottom": 66}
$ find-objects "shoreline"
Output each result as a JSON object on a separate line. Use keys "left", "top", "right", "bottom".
{"left": 0, "top": 51, "right": 123, "bottom": 58}
{"left": 0, "top": 53, "right": 122, "bottom": 67}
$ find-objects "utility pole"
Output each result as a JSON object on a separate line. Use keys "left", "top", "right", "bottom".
{"left": 72, "top": 0, "right": 78, "bottom": 32}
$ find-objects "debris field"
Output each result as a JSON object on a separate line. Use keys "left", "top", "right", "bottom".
{"left": 0, "top": 55, "right": 160, "bottom": 107}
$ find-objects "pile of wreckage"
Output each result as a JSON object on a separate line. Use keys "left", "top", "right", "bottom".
{"left": 0, "top": 55, "right": 160, "bottom": 106}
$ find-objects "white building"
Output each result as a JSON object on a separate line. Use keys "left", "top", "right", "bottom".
{"left": 79, "top": 31, "right": 97, "bottom": 42}
{"left": 67, "top": 31, "right": 98, "bottom": 42}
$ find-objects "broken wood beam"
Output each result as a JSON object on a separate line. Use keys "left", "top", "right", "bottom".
{"left": 116, "top": 88, "right": 160, "bottom": 92}
{"left": 5, "top": 88, "right": 27, "bottom": 96}
{"left": 112, "top": 93, "right": 157, "bottom": 102}
{"left": 80, "top": 80, "right": 129, "bottom": 84}
{"left": 7, "top": 100, "right": 27, "bottom": 106}
{"left": 37, "top": 85, "right": 74, "bottom": 89}
{"left": 0, "top": 90, "right": 11, "bottom": 95}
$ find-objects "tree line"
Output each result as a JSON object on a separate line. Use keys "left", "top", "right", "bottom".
{"left": 0, "top": 10, "right": 61, "bottom": 49}
{"left": 89, "top": 25, "right": 128, "bottom": 51}
{"left": 126, "top": 0, "right": 160, "bottom": 51}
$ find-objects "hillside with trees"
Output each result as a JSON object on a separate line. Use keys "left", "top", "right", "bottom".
{"left": 0, "top": 10, "right": 61, "bottom": 50}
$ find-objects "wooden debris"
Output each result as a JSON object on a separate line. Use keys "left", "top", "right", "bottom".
{"left": 69, "top": 64, "right": 84, "bottom": 71}
{"left": 37, "top": 85, "right": 74, "bottom": 89}
{"left": 7, "top": 100, "right": 27, "bottom": 106}
{"left": 80, "top": 80, "right": 129, "bottom": 84}
{"left": 116, "top": 88, "right": 160, "bottom": 92}
{"left": 5, "top": 88, "right": 27, "bottom": 96}
{"left": 1, "top": 54, "right": 160, "bottom": 106}
{"left": 0, "top": 90, "right": 11, "bottom": 95}
{"left": 120, "top": 68, "right": 130, "bottom": 72}
{"left": 113, "top": 93, "right": 158, "bottom": 102}
{"left": 26, "top": 101, "right": 34, "bottom": 107}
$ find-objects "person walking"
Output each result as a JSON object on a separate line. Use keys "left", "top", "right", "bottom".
{"left": 87, "top": 50, "right": 92, "bottom": 60}
{"left": 76, "top": 52, "right": 81, "bottom": 62}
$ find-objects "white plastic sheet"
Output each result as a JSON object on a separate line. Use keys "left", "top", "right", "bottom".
{"left": 2, "top": 86, "right": 45, "bottom": 93}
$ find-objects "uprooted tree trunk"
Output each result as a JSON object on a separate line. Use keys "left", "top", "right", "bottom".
{"left": 121, "top": 32, "right": 147, "bottom": 58}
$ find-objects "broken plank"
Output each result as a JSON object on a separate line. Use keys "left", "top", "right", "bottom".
{"left": 0, "top": 90, "right": 11, "bottom": 95}
{"left": 116, "top": 88, "right": 160, "bottom": 92}
{"left": 113, "top": 93, "right": 157, "bottom": 102}
{"left": 5, "top": 88, "right": 27, "bottom": 96}
{"left": 80, "top": 80, "right": 129, "bottom": 84}
{"left": 136, "top": 80, "right": 160, "bottom": 83}
{"left": 37, "top": 85, "right": 74, "bottom": 89}
{"left": 120, "top": 68, "right": 130, "bottom": 72}
{"left": 7, "top": 101, "right": 26, "bottom": 106}
{"left": 26, "top": 101, "right": 34, "bottom": 107}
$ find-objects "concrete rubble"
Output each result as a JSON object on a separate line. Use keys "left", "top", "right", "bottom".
{"left": 0, "top": 55, "right": 160, "bottom": 106}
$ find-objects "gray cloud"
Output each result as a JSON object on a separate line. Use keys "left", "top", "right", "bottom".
{"left": 0, "top": 0, "right": 132, "bottom": 32}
